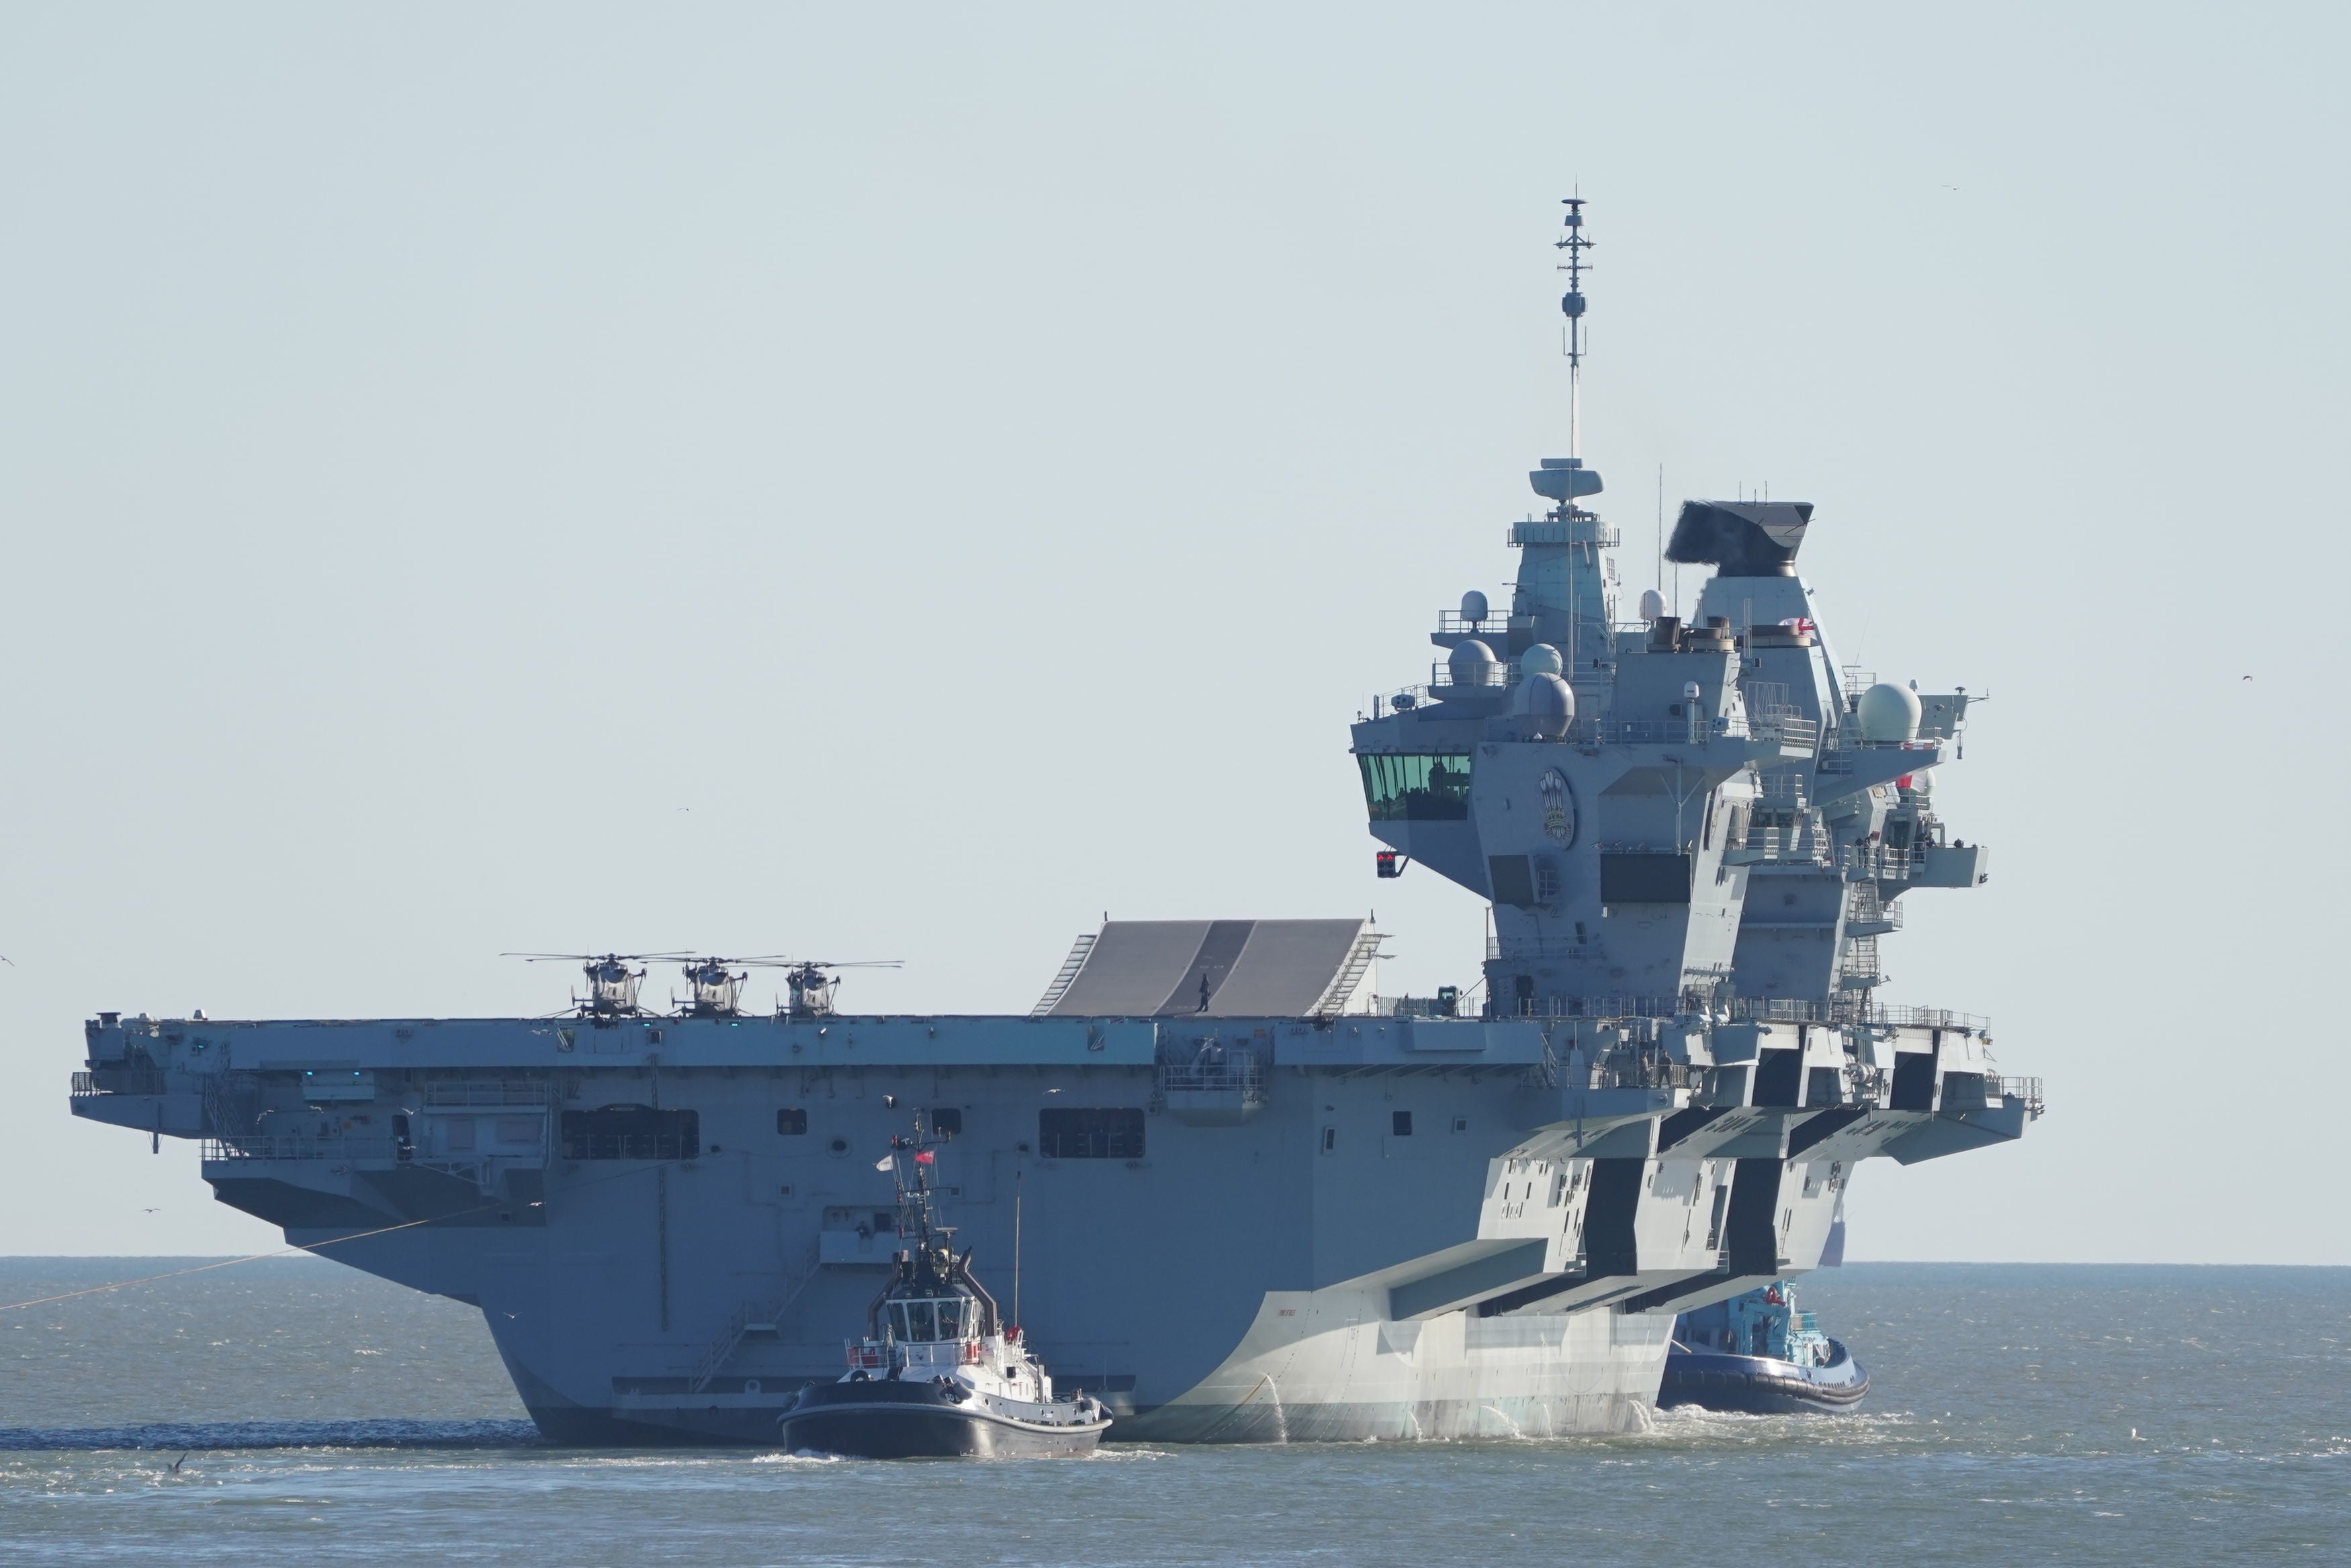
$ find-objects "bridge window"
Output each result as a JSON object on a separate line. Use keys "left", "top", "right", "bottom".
{"left": 1358, "top": 753, "right": 1473, "bottom": 821}
{"left": 1038, "top": 1107, "right": 1144, "bottom": 1160}
{"left": 887, "top": 1297, "right": 969, "bottom": 1342}
{"left": 777, "top": 1107, "right": 807, "bottom": 1136}
{"left": 560, "top": 1105, "right": 699, "bottom": 1161}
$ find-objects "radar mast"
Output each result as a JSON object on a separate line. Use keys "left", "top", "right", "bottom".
{"left": 1521, "top": 195, "right": 1613, "bottom": 692}
{"left": 1556, "top": 194, "right": 1594, "bottom": 460}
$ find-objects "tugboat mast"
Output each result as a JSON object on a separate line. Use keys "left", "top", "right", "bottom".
{"left": 883, "top": 1112, "right": 950, "bottom": 1256}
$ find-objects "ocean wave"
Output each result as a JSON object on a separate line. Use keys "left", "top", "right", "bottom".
{"left": 0, "top": 1418, "right": 544, "bottom": 1452}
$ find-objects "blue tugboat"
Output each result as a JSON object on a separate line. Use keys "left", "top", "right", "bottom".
{"left": 1660, "top": 1282, "right": 1867, "bottom": 1415}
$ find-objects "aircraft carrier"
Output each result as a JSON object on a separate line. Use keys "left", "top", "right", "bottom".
{"left": 68, "top": 200, "right": 2040, "bottom": 1444}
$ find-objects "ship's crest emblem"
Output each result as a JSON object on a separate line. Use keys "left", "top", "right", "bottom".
{"left": 1540, "top": 768, "right": 1576, "bottom": 846}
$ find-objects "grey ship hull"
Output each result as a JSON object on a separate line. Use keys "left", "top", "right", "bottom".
{"left": 72, "top": 1007, "right": 2029, "bottom": 1446}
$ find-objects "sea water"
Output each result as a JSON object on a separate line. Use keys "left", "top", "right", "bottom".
{"left": 2, "top": 1259, "right": 2344, "bottom": 1566}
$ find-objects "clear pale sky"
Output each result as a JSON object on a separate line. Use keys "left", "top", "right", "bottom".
{"left": 1, "top": 3, "right": 2342, "bottom": 1262}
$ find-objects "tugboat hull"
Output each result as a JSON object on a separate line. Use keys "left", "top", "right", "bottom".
{"left": 778, "top": 1379, "right": 1108, "bottom": 1459}
{"left": 1657, "top": 1340, "right": 1868, "bottom": 1416}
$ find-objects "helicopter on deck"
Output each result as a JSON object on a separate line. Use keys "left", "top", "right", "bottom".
{"left": 503, "top": 952, "right": 900, "bottom": 1021}
{"left": 662, "top": 956, "right": 903, "bottom": 1019}
{"left": 781, "top": 960, "right": 901, "bottom": 1020}
{"left": 503, "top": 953, "right": 655, "bottom": 1022}
{"left": 672, "top": 956, "right": 785, "bottom": 1019}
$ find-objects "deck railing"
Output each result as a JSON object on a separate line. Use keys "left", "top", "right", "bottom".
{"left": 1748, "top": 714, "right": 1822, "bottom": 748}
{"left": 1507, "top": 519, "right": 1620, "bottom": 548}
{"left": 1845, "top": 843, "right": 1915, "bottom": 880}
{"left": 423, "top": 1079, "right": 556, "bottom": 1107}
{"left": 1433, "top": 609, "right": 1513, "bottom": 638}
{"left": 1994, "top": 1076, "right": 2045, "bottom": 1113}
{"left": 1428, "top": 661, "right": 1509, "bottom": 692}
{"left": 202, "top": 1134, "right": 398, "bottom": 1162}
{"left": 1464, "top": 994, "right": 1990, "bottom": 1035}
{"left": 1868, "top": 1005, "right": 1990, "bottom": 1031}
{"left": 1155, "top": 1056, "right": 1267, "bottom": 1098}
{"left": 71, "top": 1068, "right": 169, "bottom": 1097}
{"left": 1587, "top": 1055, "right": 1699, "bottom": 1093}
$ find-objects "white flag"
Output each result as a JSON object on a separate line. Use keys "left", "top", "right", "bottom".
{"left": 874, "top": 1155, "right": 894, "bottom": 1172}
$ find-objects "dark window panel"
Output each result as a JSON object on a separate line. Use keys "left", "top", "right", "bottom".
{"left": 1037, "top": 1107, "right": 1144, "bottom": 1160}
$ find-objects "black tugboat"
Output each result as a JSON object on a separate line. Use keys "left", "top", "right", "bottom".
{"left": 1659, "top": 1281, "right": 1869, "bottom": 1416}
{"left": 777, "top": 1113, "right": 1110, "bottom": 1459}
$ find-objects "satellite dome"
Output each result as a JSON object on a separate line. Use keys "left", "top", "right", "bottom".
{"left": 1638, "top": 588, "right": 1666, "bottom": 622}
{"left": 1520, "top": 643, "right": 1564, "bottom": 679}
{"left": 1460, "top": 590, "right": 1489, "bottom": 624}
{"left": 1855, "top": 682, "right": 1923, "bottom": 743}
{"left": 1447, "top": 638, "right": 1499, "bottom": 688}
{"left": 1511, "top": 671, "right": 1575, "bottom": 739}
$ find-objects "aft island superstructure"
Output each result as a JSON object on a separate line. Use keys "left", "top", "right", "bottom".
{"left": 69, "top": 201, "right": 2039, "bottom": 1444}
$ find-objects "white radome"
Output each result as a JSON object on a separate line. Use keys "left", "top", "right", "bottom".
{"left": 1448, "top": 638, "right": 1498, "bottom": 685}
{"left": 1511, "top": 671, "right": 1575, "bottom": 738}
{"left": 1855, "top": 682, "right": 1923, "bottom": 743}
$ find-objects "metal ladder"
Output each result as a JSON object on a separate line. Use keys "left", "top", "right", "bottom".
{"left": 1311, "top": 926, "right": 1388, "bottom": 1016}
{"left": 686, "top": 1243, "right": 822, "bottom": 1393}
{"left": 1837, "top": 935, "right": 1883, "bottom": 988}
{"left": 1028, "top": 933, "right": 1097, "bottom": 1016}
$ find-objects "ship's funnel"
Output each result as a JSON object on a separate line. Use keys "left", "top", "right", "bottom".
{"left": 1667, "top": 500, "right": 1814, "bottom": 576}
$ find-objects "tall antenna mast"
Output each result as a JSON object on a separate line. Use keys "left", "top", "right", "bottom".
{"left": 1556, "top": 195, "right": 1594, "bottom": 459}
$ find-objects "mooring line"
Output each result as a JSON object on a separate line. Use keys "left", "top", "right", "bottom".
{"left": 0, "top": 1211, "right": 476, "bottom": 1313}
{"left": 0, "top": 1152, "right": 696, "bottom": 1313}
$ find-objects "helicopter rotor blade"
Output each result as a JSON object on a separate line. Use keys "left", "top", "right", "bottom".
{"left": 503, "top": 952, "right": 668, "bottom": 964}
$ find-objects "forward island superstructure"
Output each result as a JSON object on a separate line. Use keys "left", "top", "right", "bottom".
{"left": 69, "top": 201, "right": 2037, "bottom": 1443}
